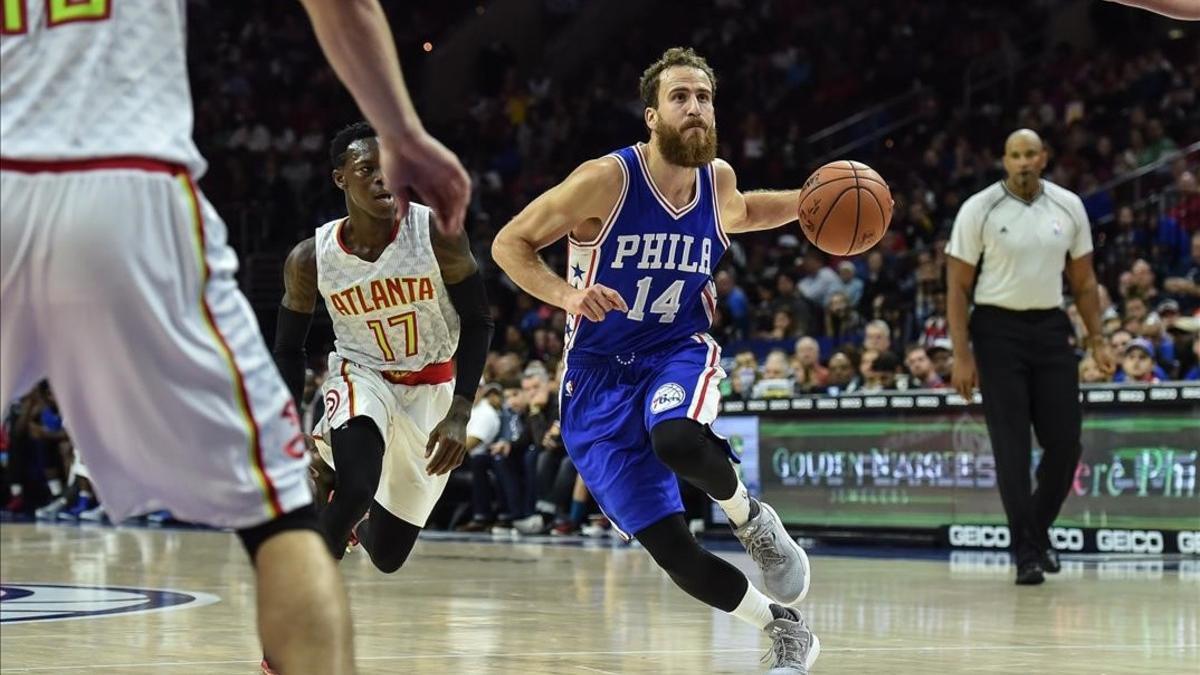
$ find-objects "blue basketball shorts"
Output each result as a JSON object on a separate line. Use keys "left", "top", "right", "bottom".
{"left": 558, "top": 333, "right": 734, "bottom": 538}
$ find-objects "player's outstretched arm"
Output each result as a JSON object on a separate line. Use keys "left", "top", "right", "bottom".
{"left": 713, "top": 159, "right": 802, "bottom": 234}
{"left": 425, "top": 216, "right": 495, "bottom": 475}
{"left": 297, "top": 0, "right": 471, "bottom": 234}
{"left": 1103, "top": 0, "right": 1200, "bottom": 19}
{"left": 274, "top": 238, "right": 318, "bottom": 406}
{"left": 492, "top": 159, "right": 629, "bottom": 322}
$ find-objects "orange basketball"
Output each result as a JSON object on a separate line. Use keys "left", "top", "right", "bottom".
{"left": 796, "top": 160, "right": 893, "bottom": 256}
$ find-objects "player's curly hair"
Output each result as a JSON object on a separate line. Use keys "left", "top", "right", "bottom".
{"left": 638, "top": 47, "right": 717, "bottom": 110}
{"left": 329, "top": 121, "right": 376, "bottom": 168}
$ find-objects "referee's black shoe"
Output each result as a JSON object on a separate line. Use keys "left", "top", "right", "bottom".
{"left": 1015, "top": 560, "right": 1045, "bottom": 585}
{"left": 1041, "top": 548, "right": 1061, "bottom": 574}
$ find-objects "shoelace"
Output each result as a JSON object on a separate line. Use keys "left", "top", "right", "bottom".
{"left": 762, "top": 624, "right": 808, "bottom": 668}
{"left": 747, "top": 528, "right": 788, "bottom": 570}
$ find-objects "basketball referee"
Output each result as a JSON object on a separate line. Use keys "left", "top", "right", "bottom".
{"left": 946, "top": 129, "right": 1113, "bottom": 585}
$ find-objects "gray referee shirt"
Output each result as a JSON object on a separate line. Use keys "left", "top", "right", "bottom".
{"left": 945, "top": 179, "right": 1093, "bottom": 310}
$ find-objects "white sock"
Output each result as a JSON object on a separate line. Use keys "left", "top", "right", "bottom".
{"left": 715, "top": 477, "right": 753, "bottom": 527}
{"left": 729, "top": 582, "right": 775, "bottom": 629}
{"left": 47, "top": 479, "right": 63, "bottom": 496}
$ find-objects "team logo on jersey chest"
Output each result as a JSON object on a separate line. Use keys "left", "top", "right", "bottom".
{"left": 651, "top": 383, "right": 687, "bottom": 414}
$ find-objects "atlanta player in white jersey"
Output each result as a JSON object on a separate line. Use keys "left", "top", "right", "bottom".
{"left": 273, "top": 122, "right": 491, "bottom": 580}
{"left": 1, "top": 1, "right": 471, "bottom": 673}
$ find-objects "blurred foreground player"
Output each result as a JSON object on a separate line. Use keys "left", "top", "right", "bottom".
{"left": 1103, "top": 0, "right": 1200, "bottom": 19}
{"left": 494, "top": 47, "right": 818, "bottom": 674}
{"left": 946, "top": 129, "right": 1112, "bottom": 585}
{"left": 273, "top": 122, "right": 491, "bottom": 575}
{"left": 1, "top": 1, "right": 470, "bottom": 673}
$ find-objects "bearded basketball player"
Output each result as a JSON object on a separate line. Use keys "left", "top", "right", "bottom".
{"left": 493, "top": 47, "right": 819, "bottom": 674}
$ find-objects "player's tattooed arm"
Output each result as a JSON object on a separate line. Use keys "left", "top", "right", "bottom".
{"left": 274, "top": 238, "right": 318, "bottom": 406}
{"left": 713, "top": 159, "right": 802, "bottom": 234}
{"left": 492, "top": 158, "right": 628, "bottom": 321}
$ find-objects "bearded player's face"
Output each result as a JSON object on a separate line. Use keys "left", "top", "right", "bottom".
{"left": 649, "top": 66, "right": 717, "bottom": 167}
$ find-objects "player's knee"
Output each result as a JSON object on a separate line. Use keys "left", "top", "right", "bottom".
{"left": 370, "top": 552, "right": 408, "bottom": 574}
{"left": 636, "top": 516, "right": 705, "bottom": 576}
{"left": 650, "top": 418, "right": 704, "bottom": 471}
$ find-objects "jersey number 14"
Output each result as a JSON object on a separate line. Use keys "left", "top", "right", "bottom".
{"left": 626, "top": 277, "right": 684, "bottom": 323}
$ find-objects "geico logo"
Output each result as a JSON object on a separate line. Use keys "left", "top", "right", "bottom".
{"left": 1049, "top": 527, "right": 1085, "bottom": 552}
{"left": 949, "top": 525, "right": 1011, "bottom": 548}
{"left": 1178, "top": 531, "right": 1200, "bottom": 555}
{"left": 1096, "top": 529, "right": 1164, "bottom": 553}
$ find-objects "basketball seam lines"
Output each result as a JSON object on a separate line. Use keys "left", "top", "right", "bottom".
{"left": 847, "top": 163, "right": 862, "bottom": 255}
{"left": 863, "top": 185, "right": 888, "bottom": 248}
{"left": 813, "top": 185, "right": 858, "bottom": 246}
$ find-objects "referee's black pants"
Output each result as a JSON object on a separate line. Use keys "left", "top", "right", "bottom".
{"left": 970, "top": 305, "right": 1082, "bottom": 564}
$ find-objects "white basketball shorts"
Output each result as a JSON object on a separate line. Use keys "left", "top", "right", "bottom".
{"left": 0, "top": 157, "right": 312, "bottom": 529}
{"left": 313, "top": 353, "right": 454, "bottom": 526}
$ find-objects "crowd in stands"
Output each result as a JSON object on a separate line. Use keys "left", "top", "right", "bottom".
{"left": 4, "top": 1, "right": 1198, "bottom": 528}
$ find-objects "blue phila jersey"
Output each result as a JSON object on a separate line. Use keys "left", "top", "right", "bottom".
{"left": 563, "top": 144, "right": 729, "bottom": 363}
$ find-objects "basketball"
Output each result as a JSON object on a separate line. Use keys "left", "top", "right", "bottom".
{"left": 797, "top": 160, "right": 893, "bottom": 256}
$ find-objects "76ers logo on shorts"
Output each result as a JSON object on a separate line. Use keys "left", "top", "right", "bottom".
{"left": 650, "top": 383, "right": 686, "bottom": 414}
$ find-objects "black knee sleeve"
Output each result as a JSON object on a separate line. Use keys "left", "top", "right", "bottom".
{"left": 237, "top": 503, "right": 320, "bottom": 563}
{"left": 635, "top": 514, "right": 748, "bottom": 612}
{"left": 359, "top": 502, "right": 421, "bottom": 574}
{"left": 650, "top": 418, "right": 737, "bottom": 499}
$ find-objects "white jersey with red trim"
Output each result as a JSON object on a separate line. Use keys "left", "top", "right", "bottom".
{"left": 314, "top": 204, "right": 460, "bottom": 372}
{"left": 0, "top": 0, "right": 206, "bottom": 175}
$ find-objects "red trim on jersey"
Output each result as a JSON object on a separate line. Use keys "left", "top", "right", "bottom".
{"left": 379, "top": 360, "right": 454, "bottom": 386}
{"left": 334, "top": 218, "right": 353, "bottom": 255}
{"left": 340, "top": 361, "right": 357, "bottom": 417}
{"left": 0, "top": 156, "right": 188, "bottom": 175}
{"left": 181, "top": 174, "right": 283, "bottom": 518}
{"left": 688, "top": 335, "right": 720, "bottom": 420}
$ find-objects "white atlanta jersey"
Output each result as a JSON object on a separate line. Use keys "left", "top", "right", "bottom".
{"left": 0, "top": 0, "right": 206, "bottom": 175}
{"left": 315, "top": 204, "right": 461, "bottom": 371}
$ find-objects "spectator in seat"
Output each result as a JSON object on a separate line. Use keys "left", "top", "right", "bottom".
{"left": 798, "top": 248, "right": 841, "bottom": 309}
{"left": 825, "top": 291, "right": 864, "bottom": 343}
{"left": 835, "top": 260, "right": 864, "bottom": 307}
{"left": 791, "top": 336, "right": 829, "bottom": 392}
{"left": 903, "top": 345, "right": 945, "bottom": 389}
{"left": 1115, "top": 339, "right": 1162, "bottom": 384}
{"left": 1183, "top": 338, "right": 1200, "bottom": 381}
{"left": 824, "top": 351, "right": 862, "bottom": 395}
{"left": 926, "top": 338, "right": 954, "bottom": 383}
{"left": 1163, "top": 231, "right": 1200, "bottom": 315}
{"left": 864, "top": 351, "right": 901, "bottom": 391}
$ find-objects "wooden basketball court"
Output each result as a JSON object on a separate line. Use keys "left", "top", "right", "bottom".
{"left": 1, "top": 522, "right": 1195, "bottom": 673}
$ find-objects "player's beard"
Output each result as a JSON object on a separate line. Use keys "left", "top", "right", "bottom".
{"left": 656, "top": 120, "right": 717, "bottom": 167}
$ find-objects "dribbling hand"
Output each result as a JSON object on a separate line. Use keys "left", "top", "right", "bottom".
{"left": 951, "top": 349, "right": 978, "bottom": 402}
{"left": 379, "top": 130, "right": 471, "bottom": 237}
{"left": 564, "top": 284, "right": 627, "bottom": 322}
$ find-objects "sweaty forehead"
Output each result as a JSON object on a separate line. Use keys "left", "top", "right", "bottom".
{"left": 660, "top": 66, "right": 713, "bottom": 95}
{"left": 348, "top": 137, "right": 380, "bottom": 164}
